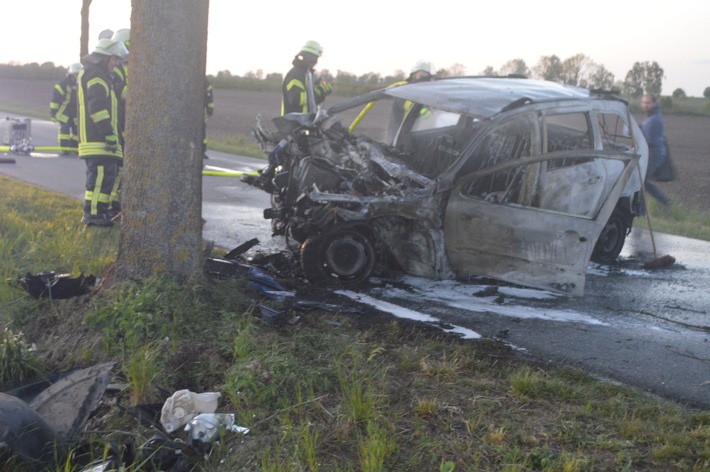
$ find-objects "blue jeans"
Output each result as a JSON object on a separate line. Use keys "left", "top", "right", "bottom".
{"left": 641, "top": 159, "right": 671, "bottom": 214}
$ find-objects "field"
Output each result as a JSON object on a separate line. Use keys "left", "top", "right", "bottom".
{"left": 3, "top": 77, "right": 710, "bottom": 211}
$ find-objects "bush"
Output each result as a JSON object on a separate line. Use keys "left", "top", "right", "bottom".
{"left": 660, "top": 96, "right": 673, "bottom": 111}
{"left": 672, "top": 88, "right": 686, "bottom": 98}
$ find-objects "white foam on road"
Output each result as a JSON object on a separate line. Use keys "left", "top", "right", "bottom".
{"left": 336, "top": 290, "right": 482, "bottom": 339}
{"left": 342, "top": 276, "right": 607, "bottom": 336}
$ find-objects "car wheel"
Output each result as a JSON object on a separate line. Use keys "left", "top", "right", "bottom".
{"left": 591, "top": 210, "right": 629, "bottom": 264}
{"left": 300, "top": 228, "right": 376, "bottom": 285}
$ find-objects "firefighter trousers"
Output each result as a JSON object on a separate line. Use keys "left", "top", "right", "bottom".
{"left": 83, "top": 157, "right": 118, "bottom": 218}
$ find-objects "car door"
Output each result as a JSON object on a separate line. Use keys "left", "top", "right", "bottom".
{"left": 443, "top": 113, "right": 639, "bottom": 296}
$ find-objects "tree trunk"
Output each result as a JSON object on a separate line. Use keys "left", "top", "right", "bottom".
{"left": 80, "top": 0, "right": 91, "bottom": 58}
{"left": 115, "top": 0, "right": 209, "bottom": 280}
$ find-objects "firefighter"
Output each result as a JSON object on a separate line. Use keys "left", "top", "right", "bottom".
{"left": 386, "top": 61, "right": 435, "bottom": 142}
{"left": 407, "top": 60, "right": 434, "bottom": 83}
{"left": 281, "top": 40, "right": 333, "bottom": 115}
{"left": 108, "top": 28, "right": 130, "bottom": 219}
{"left": 203, "top": 77, "right": 214, "bottom": 159}
{"left": 49, "top": 63, "right": 82, "bottom": 154}
{"left": 77, "top": 38, "right": 129, "bottom": 226}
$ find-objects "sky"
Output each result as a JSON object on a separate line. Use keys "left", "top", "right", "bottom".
{"left": 4, "top": 0, "right": 710, "bottom": 97}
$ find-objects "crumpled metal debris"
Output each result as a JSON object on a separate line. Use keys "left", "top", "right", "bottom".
{"left": 16, "top": 271, "right": 98, "bottom": 299}
{"left": 160, "top": 389, "right": 221, "bottom": 433}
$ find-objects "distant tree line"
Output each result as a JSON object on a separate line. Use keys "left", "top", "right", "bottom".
{"left": 0, "top": 62, "right": 67, "bottom": 81}
{"left": 3, "top": 55, "right": 710, "bottom": 99}
{"left": 212, "top": 54, "right": 708, "bottom": 100}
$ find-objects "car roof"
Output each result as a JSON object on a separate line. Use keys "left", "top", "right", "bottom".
{"left": 381, "top": 77, "right": 609, "bottom": 119}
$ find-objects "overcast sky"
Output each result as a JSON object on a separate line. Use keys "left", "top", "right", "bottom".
{"left": 4, "top": 0, "right": 709, "bottom": 96}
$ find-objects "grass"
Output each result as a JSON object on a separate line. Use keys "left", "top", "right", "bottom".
{"left": 644, "top": 197, "right": 710, "bottom": 241}
{"left": 1, "top": 178, "right": 709, "bottom": 471}
{"left": 206, "top": 135, "right": 266, "bottom": 159}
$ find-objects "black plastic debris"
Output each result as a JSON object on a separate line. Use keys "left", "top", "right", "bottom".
{"left": 258, "top": 304, "right": 291, "bottom": 327}
{"left": 29, "top": 362, "right": 115, "bottom": 441}
{"left": 16, "top": 271, "right": 98, "bottom": 299}
{"left": 224, "top": 237, "right": 260, "bottom": 260}
{"left": 138, "top": 434, "right": 191, "bottom": 472}
{"left": 205, "top": 257, "right": 288, "bottom": 298}
{"left": 0, "top": 362, "right": 115, "bottom": 471}
{"left": 0, "top": 392, "right": 60, "bottom": 471}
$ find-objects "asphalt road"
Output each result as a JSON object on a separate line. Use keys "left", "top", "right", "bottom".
{"left": 3, "top": 115, "right": 709, "bottom": 411}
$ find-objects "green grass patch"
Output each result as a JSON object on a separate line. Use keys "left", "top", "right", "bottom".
{"left": 644, "top": 196, "right": 710, "bottom": 241}
{"left": 206, "top": 136, "right": 266, "bottom": 159}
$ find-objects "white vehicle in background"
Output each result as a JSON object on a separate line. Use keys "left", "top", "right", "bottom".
{"left": 246, "top": 77, "right": 648, "bottom": 296}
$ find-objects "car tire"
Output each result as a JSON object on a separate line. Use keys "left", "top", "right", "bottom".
{"left": 300, "top": 227, "right": 376, "bottom": 285}
{"left": 591, "top": 209, "right": 629, "bottom": 264}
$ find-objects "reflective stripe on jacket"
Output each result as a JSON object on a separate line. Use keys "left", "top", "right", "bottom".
{"left": 49, "top": 76, "right": 78, "bottom": 123}
{"left": 281, "top": 65, "right": 329, "bottom": 115}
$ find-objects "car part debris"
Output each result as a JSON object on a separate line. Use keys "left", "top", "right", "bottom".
{"left": 28, "top": 362, "right": 115, "bottom": 441}
{"left": 258, "top": 302, "right": 301, "bottom": 327}
{"left": 138, "top": 434, "right": 191, "bottom": 471}
{"left": 224, "top": 237, "right": 260, "bottom": 259}
{"left": 0, "top": 392, "right": 60, "bottom": 471}
{"left": 184, "top": 413, "right": 249, "bottom": 453}
{"left": 0, "top": 362, "right": 115, "bottom": 470}
{"left": 160, "top": 389, "right": 221, "bottom": 433}
{"left": 16, "top": 271, "right": 98, "bottom": 299}
{"left": 204, "top": 257, "right": 288, "bottom": 298}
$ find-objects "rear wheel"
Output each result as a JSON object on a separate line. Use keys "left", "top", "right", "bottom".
{"left": 300, "top": 228, "right": 376, "bottom": 285}
{"left": 591, "top": 209, "right": 629, "bottom": 263}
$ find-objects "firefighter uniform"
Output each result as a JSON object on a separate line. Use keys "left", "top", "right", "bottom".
{"left": 49, "top": 64, "right": 82, "bottom": 154}
{"left": 203, "top": 77, "right": 214, "bottom": 158}
{"left": 108, "top": 28, "right": 130, "bottom": 219}
{"left": 77, "top": 39, "right": 128, "bottom": 226}
{"left": 110, "top": 59, "right": 128, "bottom": 218}
{"left": 281, "top": 40, "right": 332, "bottom": 115}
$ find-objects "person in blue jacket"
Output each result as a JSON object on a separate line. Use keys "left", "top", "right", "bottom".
{"left": 640, "top": 93, "right": 671, "bottom": 211}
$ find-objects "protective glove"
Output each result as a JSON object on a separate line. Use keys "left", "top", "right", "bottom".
{"left": 105, "top": 135, "right": 119, "bottom": 153}
{"left": 315, "top": 79, "right": 333, "bottom": 97}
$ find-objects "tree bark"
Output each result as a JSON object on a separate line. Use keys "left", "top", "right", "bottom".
{"left": 115, "top": 0, "right": 210, "bottom": 280}
{"left": 80, "top": 0, "right": 91, "bottom": 58}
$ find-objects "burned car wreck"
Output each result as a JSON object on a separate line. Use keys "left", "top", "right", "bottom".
{"left": 243, "top": 77, "right": 648, "bottom": 296}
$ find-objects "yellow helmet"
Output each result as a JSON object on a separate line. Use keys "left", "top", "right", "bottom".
{"left": 112, "top": 28, "right": 130, "bottom": 50}
{"left": 300, "top": 40, "right": 323, "bottom": 57}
